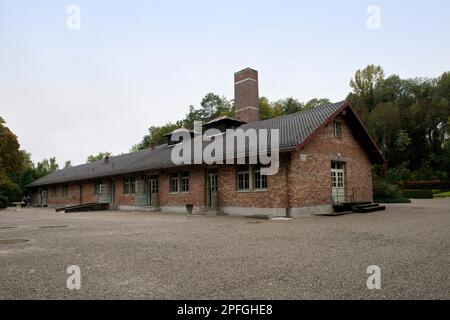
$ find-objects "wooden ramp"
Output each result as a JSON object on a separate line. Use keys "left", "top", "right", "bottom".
{"left": 55, "top": 203, "right": 110, "bottom": 213}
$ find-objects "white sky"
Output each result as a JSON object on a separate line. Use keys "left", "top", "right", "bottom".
{"left": 1, "top": 0, "right": 449, "bottom": 165}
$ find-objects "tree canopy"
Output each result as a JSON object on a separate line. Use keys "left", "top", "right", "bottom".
{"left": 348, "top": 65, "right": 450, "bottom": 181}
{"left": 87, "top": 152, "right": 112, "bottom": 163}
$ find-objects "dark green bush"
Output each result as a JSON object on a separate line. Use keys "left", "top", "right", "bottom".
{"left": 376, "top": 198, "right": 411, "bottom": 203}
{"left": 0, "top": 194, "right": 8, "bottom": 209}
{"left": 402, "top": 189, "right": 434, "bottom": 199}
{"left": 400, "top": 180, "right": 450, "bottom": 190}
{"left": 0, "top": 175, "right": 21, "bottom": 208}
{"left": 373, "top": 176, "right": 404, "bottom": 201}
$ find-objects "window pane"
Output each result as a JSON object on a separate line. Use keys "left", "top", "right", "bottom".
{"left": 237, "top": 167, "right": 250, "bottom": 191}
{"left": 334, "top": 121, "right": 342, "bottom": 139}
{"left": 123, "top": 180, "right": 129, "bottom": 194}
{"left": 261, "top": 174, "right": 267, "bottom": 189}
{"left": 170, "top": 174, "right": 178, "bottom": 193}
{"left": 130, "top": 178, "right": 136, "bottom": 194}
{"left": 253, "top": 167, "right": 268, "bottom": 190}
{"left": 181, "top": 172, "right": 189, "bottom": 192}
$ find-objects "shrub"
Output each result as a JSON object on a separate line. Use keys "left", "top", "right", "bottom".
{"left": 373, "top": 176, "right": 406, "bottom": 202}
{"left": 0, "top": 174, "right": 21, "bottom": 207}
{"left": 0, "top": 194, "right": 8, "bottom": 209}
{"left": 400, "top": 180, "right": 450, "bottom": 190}
{"left": 402, "top": 189, "right": 434, "bottom": 199}
{"left": 386, "top": 164, "right": 411, "bottom": 184}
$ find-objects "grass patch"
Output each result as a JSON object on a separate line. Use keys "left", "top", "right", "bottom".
{"left": 434, "top": 191, "right": 450, "bottom": 198}
{"left": 432, "top": 189, "right": 450, "bottom": 194}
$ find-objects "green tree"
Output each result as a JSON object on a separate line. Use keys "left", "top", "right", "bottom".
{"left": 199, "top": 93, "right": 233, "bottom": 121}
{"left": 370, "top": 102, "right": 403, "bottom": 164}
{"left": 349, "top": 64, "right": 385, "bottom": 112}
{"left": 183, "top": 93, "right": 233, "bottom": 127}
{"left": 279, "top": 97, "right": 304, "bottom": 114}
{"left": 259, "top": 97, "right": 283, "bottom": 120}
{"left": 87, "top": 152, "right": 112, "bottom": 163}
{"left": 0, "top": 117, "right": 25, "bottom": 207}
{"left": 304, "top": 98, "right": 332, "bottom": 109}
{"left": 134, "top": 123, "right": 182, "bottom": 151}
{"left": 0, "top": 117, "right": 25, "bottom": 176}
{"left": 64, "top": 161, "right": 73, "bottom": 169}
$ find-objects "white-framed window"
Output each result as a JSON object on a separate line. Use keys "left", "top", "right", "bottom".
{"left": 123, "top": 177, "right": 136, "bottom": 195}
{"left": 253, "top": 166, "right": 268, "bottom": 190}
{"left": 180, "top": 172, "right": 189, "bottom": 193}
{"left": 94, "top": 181, "right": 104, "bottom": 195}
{"left": 170, "top": 172, "right": 189, "bottom": 193}
{"left": 236, "top": 165, "right": 250, "bottom": 191}
{"left": 149, "top": 176, "right": 159, "bottom": 194}
{"left": 170, "top": 173, "right": 179, "bottom": 193}
{"left": 237, "top": 165, "right": 268, "bottom": 191}
{"left": 333, "top": 121, "right": 342, "bottom": 139}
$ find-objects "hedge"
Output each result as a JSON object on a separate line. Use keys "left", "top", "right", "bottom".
{"left": 375, "top": 197, "right": 411, "bottom": 203}
{"left": 402, "top": 189, "right": 434, "bottom": 199}
{"left": 400, "top": 180, "right": 450, "bottom": 190}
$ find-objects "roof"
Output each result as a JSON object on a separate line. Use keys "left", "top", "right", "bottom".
{"left": 163, "top": 128, "right": 198, "bottom": 137}
{"left": 26, "top": 101, "right": 384, "bottom": 188}
{"left": 204, "top": 115, "right": 247, "bottom": 127}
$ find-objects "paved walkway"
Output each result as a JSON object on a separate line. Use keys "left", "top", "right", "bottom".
{"left": 0, "top": 198, "right": 449, "bottom": 299}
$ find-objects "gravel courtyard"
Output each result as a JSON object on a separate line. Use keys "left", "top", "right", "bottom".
{"left": 0, "top": 199, "right": 449, "bottom": 300}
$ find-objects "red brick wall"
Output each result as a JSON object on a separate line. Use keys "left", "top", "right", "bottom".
{"left": 159, "top": 165, "right": 206, "bottom": 207}
{"left": 288, "top": 115, "right": 373, "bottom": 207}
{"left": 79, "top": 180, "right": 95, "bottom": 204}
{"left": 217, "top": 157, "right": 289, "bottom": 209}
{"left": 234, "top": 68, "right": 260, "bottom": 123}
{"left": 43, "top": 182, "right": 81, "bottom": 207}
{"left": 30, "top": 189, "right": 41, "bottom": 206}
{"left": 114, "top": 177, "right": 137, "bottom": 206}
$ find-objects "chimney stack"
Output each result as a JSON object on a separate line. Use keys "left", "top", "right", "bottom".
{"left": 234, "top": 68, "right": 260, "bottom": 123}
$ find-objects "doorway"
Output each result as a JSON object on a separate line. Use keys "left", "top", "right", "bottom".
{"left": 110, "top": 181, "right": 116, "bottom": 204}
{"left": 147, "top": 175, "right": 159, "bottom": 207}
{"left": 331, "top": 162, "right": 345, "bottom": 204}
{"left": 206, "top": 169, "right": 218, "bottom": 207}
{"left": 40, "top": 189, "right": 48, "bottom": 207}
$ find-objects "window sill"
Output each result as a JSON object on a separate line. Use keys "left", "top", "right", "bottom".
{"left": 253, "top": 189, "right": 268, "bottom": 192}
{"left": 236, "top": 190, "right": 250, "bottom": 193}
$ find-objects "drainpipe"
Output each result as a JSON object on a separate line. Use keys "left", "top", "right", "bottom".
{"left": 285, "top": 154, "right": 292, "bottom": 218}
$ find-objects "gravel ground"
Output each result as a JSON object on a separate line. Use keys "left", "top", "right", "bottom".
{"left": 0, "top": 199, "right": 449, "bottom": 300}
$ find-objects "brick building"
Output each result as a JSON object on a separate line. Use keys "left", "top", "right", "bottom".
{"left": 27, "top": 68, "right": 384, "bottom": 218}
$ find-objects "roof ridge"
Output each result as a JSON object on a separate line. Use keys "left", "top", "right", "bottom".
{"left": 242, "top": 100, "right": 345, "bottom": 127}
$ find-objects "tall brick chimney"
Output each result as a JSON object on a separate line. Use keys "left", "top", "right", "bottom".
{"left": 234, "top": 68, "right": 260, "bottom": 123}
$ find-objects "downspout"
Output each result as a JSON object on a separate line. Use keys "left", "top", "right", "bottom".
{"left": 285, "top": 154, "right": 292, "bottom": 218}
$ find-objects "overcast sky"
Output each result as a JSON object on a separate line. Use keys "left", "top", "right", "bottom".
{"left": 1, "top": 0, "right": 449, "bottom": 166}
